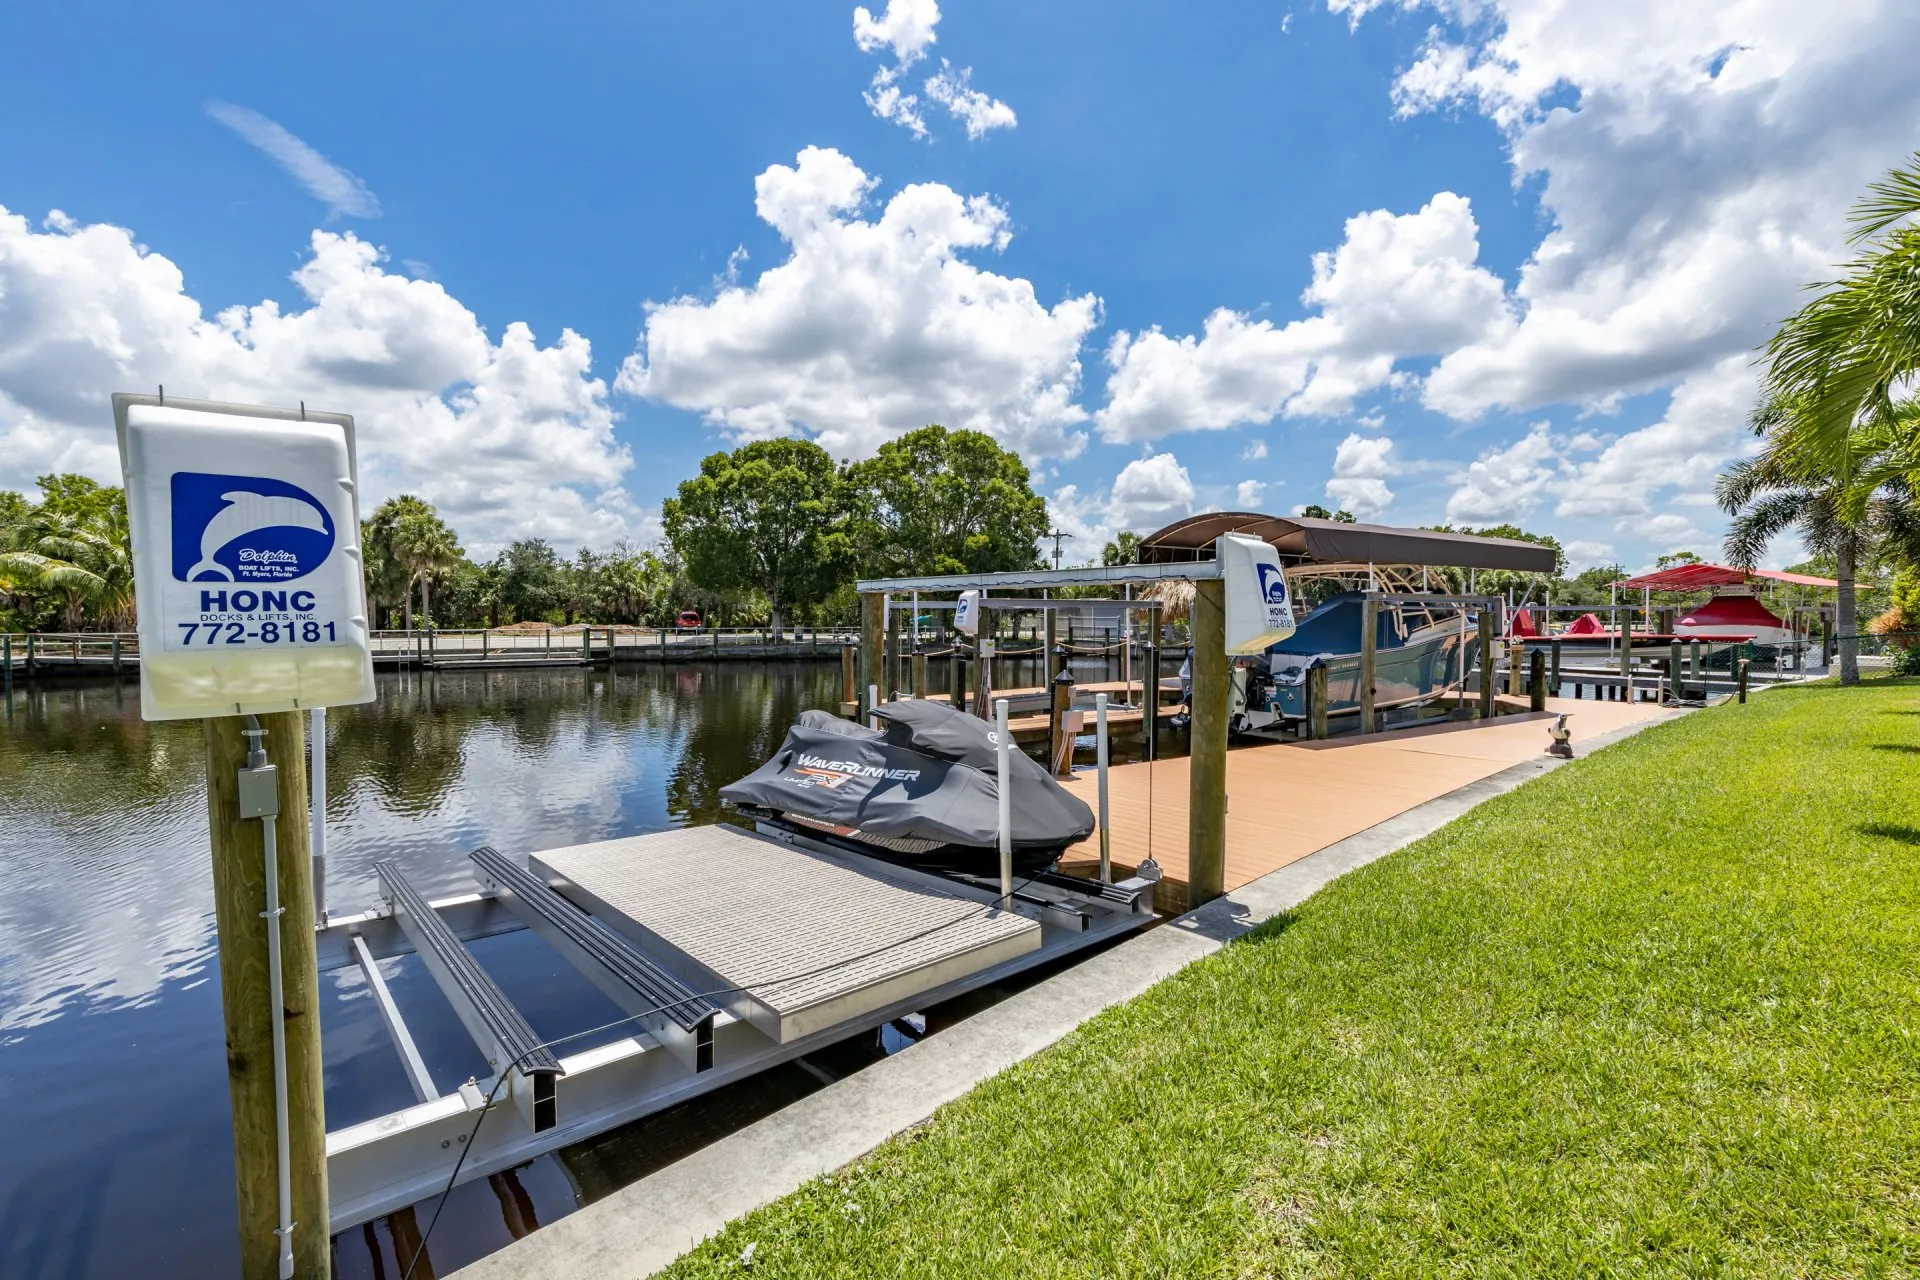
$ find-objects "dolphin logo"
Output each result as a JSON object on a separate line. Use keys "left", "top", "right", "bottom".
{"left": 171, "top": 472, "right": 337, "bottom": 583}
{"left": 187, "top": 492, "right": 330, "bottom": 581}
{"left": 1256, "top": 563, "right": 1288, "bottom": 606}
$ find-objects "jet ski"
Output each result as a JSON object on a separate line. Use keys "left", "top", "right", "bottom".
{"left": 720, "top": 700, "right": 1095, "bottom": 877}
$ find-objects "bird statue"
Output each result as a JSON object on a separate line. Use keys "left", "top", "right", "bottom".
{"left": 1546, "top": 713, "right": 1573, "bottom": 758}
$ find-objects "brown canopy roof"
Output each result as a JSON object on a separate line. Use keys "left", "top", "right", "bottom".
{"left": 1137, "top": 512, "right": 1558, "bottom": 573}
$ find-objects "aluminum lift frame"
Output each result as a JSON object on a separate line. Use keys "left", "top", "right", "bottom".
{"left": 320, "top": 830, "right": 1156, "bottom": 1233}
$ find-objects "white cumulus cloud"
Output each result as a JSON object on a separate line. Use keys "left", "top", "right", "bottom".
{"left": 1049, "top": 452, "right": 1197, "bottom": 552}
{"left": 1235, "top": 479, "right": 1268, "bottom": 508}
{"left": 619, "top": 147, "right": 1099, "bottom": 461}
{"left": 924, "top": 61, "right": 1018, "bottom": 138}
{"left": 1097, "top": 192, "right": 1507, "bottom": 441}
{"left": 206, "top": 102, "right": 381, "bottom": 220}
{"left": 1325, "top": 432, "right": 1400, "bottom": 518}
{"left": 0, "top": 206, "right": 638, "bottom": 553}
{"left": 853, "top": 0, "right": 1015, "bottom": 141}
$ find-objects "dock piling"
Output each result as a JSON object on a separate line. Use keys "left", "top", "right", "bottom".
{"left": 1188, "top": 577, "right": 1228, "bottom": 909}
{"left": 950, "top": 648, "right": 968, "bottom": 715}
{"left": 205, "top": 712, "right": 328, "bottom": 1279}
{"left": 1476, "top": 610, "right": 1496, "bottom": 719}
{"left": 1049, "top": 655, "right": 1075, "bottom": 778}
{"left": 1359, "top": 596, "right": 1378, "bottom": 735}
{"left": 1550, "top": 638, "right": 1562, "bottom": 696}
{"left": 1668, "top": 641, "right": 1683, "bottom": 702}
{"left": 912, "top": 650, "right": 928, "bottom": 699}
{"left": 1307, "top": 662, "right": 1329, "bottom": 740}
{"left": 859, "top": 593, "right": 884, "bottom": 719}
{"left": 1529, "top": 649, "right": 1547, "bottom": 712}
{"left": 1737, "top": 658, "right": 1750, "bottom": 703}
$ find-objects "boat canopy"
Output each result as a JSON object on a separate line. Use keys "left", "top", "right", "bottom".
{"left": 1612, "top": 562, "right": 1837, "bottom": 590}
{"left": 1137, "top": 512, "right": 1557, "bottom": 573}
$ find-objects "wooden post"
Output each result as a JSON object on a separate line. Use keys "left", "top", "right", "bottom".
{"left": 581, "top": 627, "right": 590, "bottom": 662}
{"left": 481, "top": 627, "right": 490, "bottom": 658}
{"left": 26, "top": 631, "right": 36, "bottom": 678}
{"left": 884, "top": 600, "right": 901, "bottom": 699}
{"left": 1657, "top": 606, "right": 1676, "bottom": 635}
{"left": 1476, "top": 608, "right": 1496, "bottom": 719}
{"left": 1358, "top": 596, "right": 1378, "bottom": 734}
{"left": 204, "top": 712, "right": 328, "bottom": 1279}
{"left": 1618, "top": 608, "right": 1633, "bottom": 699}
{"left": 841, "top": 643, "right": 858, "bottom": 712}
{"left": 1529, "top": 649, "right": 1547, "bottom": 712}
{"left": 1049, "top": 658, "right": 1075, "bottom": 777}
{"left": 859, "top": 593, "right": 884, "bottom": 718}
{"left": 1689, "top": 638, "right": 1702, "bottom": 685}
{"left": 1307, "top": 663, "right": 1328, "bottom": 741}
{"left": 973, "top": 610, "right": 994, "bottom": 720}
{"left": 1668, "top": 641, "right": 1683, "bottom": 702}
{"left": 2, "top": 634, "right": 11, "bottom": 693}
{"left": 1550, "top": 638, "right": 1563, "bottom": 696}
{"left": 912, "top": 650, "right": 928, "bottom": 698}
{"left": 112, "top": 634, "right": 123, "bottom": 676}
{"left": 950, "top": 645, "right": 968, "bottom": 715}
{"left": 1737, "top": 658, "right": 1750, "bottom": 703}
{"left": 1043, "top": 607, "right": 1057, "bottom": 675}
{"left": 1189, "top": 578, "right": 1229, "bottom": 908}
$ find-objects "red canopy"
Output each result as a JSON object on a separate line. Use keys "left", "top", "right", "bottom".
{"left": 1612, "top": 561, "right": 1837, "bottom": 591}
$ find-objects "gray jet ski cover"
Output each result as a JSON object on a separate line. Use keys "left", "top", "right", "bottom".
{"left": 720, "top": 700, "right": 1094, "bottom": 853}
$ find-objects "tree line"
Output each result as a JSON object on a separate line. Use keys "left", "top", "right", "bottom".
{"left": 11, "top": 141, "right": 1920, "bottom": 652}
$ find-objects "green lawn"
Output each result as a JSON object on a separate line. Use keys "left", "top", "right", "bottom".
{"left": 663, "top": 679, "right": 1920, "bottom": 1278}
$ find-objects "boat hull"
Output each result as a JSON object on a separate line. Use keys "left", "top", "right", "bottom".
{"left": 1235, "top": 626, "right": 1474, "bottom": 728}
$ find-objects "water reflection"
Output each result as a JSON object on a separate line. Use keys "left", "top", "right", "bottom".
{"left": 0, "top": 661, "right": 841, "bottom": 1279}
{"left": 0, "top": 652, "right": 1143, "bottom": 1278}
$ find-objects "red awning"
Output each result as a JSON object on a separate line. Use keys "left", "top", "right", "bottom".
{"left": 1612, "top": 561, "right": 1837, "bottom": 590}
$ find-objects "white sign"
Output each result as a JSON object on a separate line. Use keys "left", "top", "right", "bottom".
{"left": 1217, "top": 532, "right": 1296, "bottom": 654}
{"left": 115, "top": 394, "right": 376, "bottom": 721}
{"left": 954, "top": 589, "right": 983, "bottom": 636}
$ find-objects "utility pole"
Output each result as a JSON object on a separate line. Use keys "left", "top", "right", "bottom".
{"left": 1044, "top": 529, "right": 1073, "bottom": 569}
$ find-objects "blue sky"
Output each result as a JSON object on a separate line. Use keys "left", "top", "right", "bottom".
{"left": 3, "top": 1, "right": 1916, "bottom": 571}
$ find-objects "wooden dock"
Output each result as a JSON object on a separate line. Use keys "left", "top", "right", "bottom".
{"left": 1056, "top": 696, "right": 1675, "bottom": 912}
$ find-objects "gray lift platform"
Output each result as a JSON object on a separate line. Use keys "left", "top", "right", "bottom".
{"left": 319, "top": 821, "right": 1156, "bottom": 1232}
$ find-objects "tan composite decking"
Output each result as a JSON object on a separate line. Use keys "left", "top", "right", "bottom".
{"left": 1056, "top": 697, "right": 1675, "bottom": 911}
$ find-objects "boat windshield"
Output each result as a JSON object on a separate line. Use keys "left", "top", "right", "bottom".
{"left": 1269, "top": 591, "right": 1409, "bottom": 656}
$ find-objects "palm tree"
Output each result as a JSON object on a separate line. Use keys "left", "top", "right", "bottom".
{"left": 0, "top": 503, "right": 135, "bottom": 631}
{"left": 1761, "top": 151, "right": 1920, "bottom": 467}
{"left": 363, "top": 495, "right": 435, "bottom": 629}
{"left": 1719, "top": 398, "right": 1920, "bottom": 685}
{"left": 394, "top": 510, "right": 463, "bottom": 631}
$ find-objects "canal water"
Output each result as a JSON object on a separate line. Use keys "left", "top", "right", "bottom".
{"left": 0, "top": 656, "right": 1141, "bottom": 1278}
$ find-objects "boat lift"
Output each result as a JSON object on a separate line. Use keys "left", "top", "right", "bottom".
{"left": 313, "top": 790, "right": 1155, "bottom": 1233}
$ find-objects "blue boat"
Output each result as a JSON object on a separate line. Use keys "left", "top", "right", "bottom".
{"left": 1228, "top": 591, "right": 1477, "bottom": 733}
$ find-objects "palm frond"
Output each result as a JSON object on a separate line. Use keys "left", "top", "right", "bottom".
{"left": 1849, "top": 151, "right": 1920, "bottom": 243}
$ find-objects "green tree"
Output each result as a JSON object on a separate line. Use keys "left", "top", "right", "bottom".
{"left": 845, "top": 426, "right": 1047, "bottom": 578}
{"left": 1718, "top": 397, "right": 1920, "bottom": 686}
{"left": 1102, "top": 531, "right": 1142, "bottom": 566}
{"left": 0, "top": 476, "right": 134, "bottom": 630}
{"left": 361, "top": 496, "right": 433, "bottom": 629}
{"left": 1758, "top": 152, "right": 1920, "bottom": 468}
{"left": 496, "top": 538, "right": 564, "bottom": 624}
{"left": 1298, "top": 504, "right": 1358, "bottom": 523}
{"left": 394, "top": 508, "right": 463, "bottom": 629}
{"left": 665, "top": 439, "right": 849, "bottom": 635}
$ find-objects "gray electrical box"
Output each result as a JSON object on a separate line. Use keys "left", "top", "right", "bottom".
{"left": 237, "top": 764, "right": 280, "bottom": 820}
